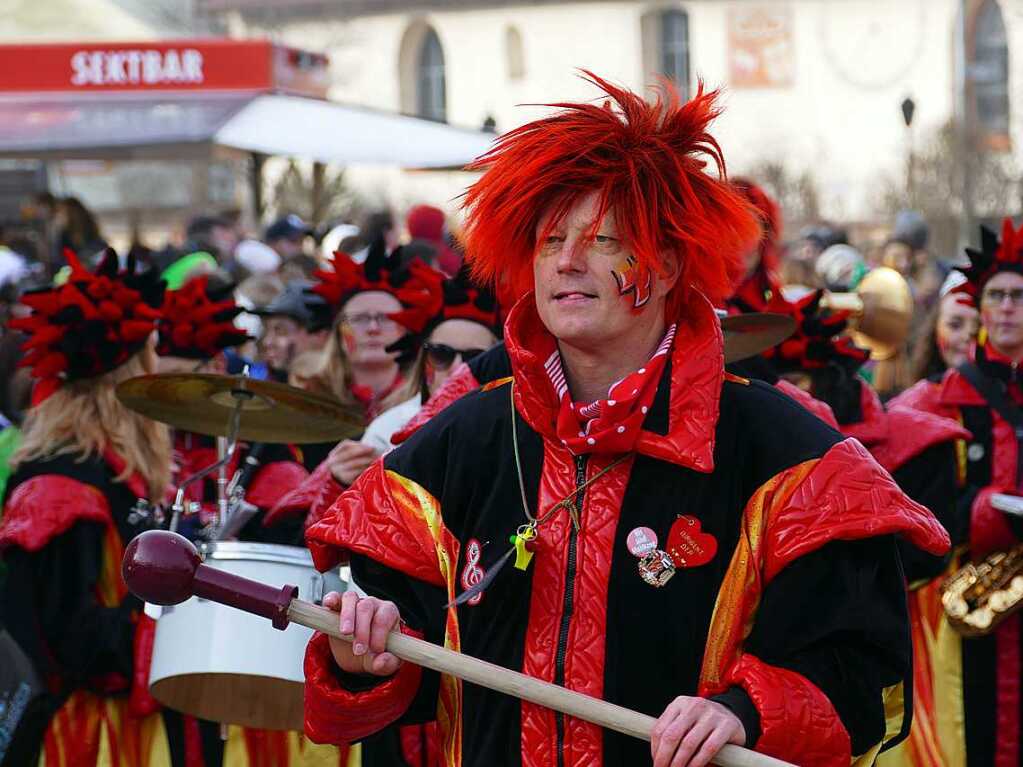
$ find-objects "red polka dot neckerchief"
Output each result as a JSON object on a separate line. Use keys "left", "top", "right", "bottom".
{"left": 547, "top": 324, "right": 675, "bottom": 456}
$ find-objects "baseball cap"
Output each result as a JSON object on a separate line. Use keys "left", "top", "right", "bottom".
{"left": 253, "top": 280, "right": 330, "bottom": 331}
{"left": 265, "top": 214, "right": 312, "bottom": 242}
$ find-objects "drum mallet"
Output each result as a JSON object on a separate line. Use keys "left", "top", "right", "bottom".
{"left": 123, "top": 530, "right": 793, "bottom": 767}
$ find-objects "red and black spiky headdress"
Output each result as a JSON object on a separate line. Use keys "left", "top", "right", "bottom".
{"left": 11, "top": 249, "right": 165, "bottom": 403}
{"left": 158, "top": 276, "right": 250, "bottom": 359}
{"left": 761, "top": 290, "right": 870, "bottom": 373}
{"left": 432, "top": 265, "right": 502, "bottom": 337}
{"left": 461, "top": 71, "right": 760, "bottom": 318}
{"left": 955, "top": 218, "right": 1023, "bottom": 301}
{"left": 310, "top": 237, "right": 441, "bottom": 335}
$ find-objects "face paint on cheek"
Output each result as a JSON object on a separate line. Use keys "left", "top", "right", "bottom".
{"left": 340, "top": 325, "right": 358, "bottom": 355}
{"left": 424, "top": 359, "right": 436, "bottom": 388}
{"left": 611, "top": 255, "right": 652, "bottom": 309}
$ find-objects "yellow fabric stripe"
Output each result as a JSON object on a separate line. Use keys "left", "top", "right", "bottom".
{"left": 39, "top": 692, "right": 170, "bottom": 767}
{"left": 480, "top": 376, "right": 513, "bottom": 392}
{"left": 699, "top": 458, "right": 819, "bottom": 688}
{"left": 387, "top": 471, "right": 464, "bottom": 767}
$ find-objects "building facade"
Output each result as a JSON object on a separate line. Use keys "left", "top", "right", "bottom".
{"left": 204, "top": 0, "right": 1022, "bottom": 239}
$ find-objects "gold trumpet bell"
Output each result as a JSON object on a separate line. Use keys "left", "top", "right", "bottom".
{"left": 822, "top": 267, "right": 914, "bottom": 361}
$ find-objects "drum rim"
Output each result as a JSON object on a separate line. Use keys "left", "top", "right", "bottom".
{"left": 198, "top": 541, "right": 314, "bottom": 566}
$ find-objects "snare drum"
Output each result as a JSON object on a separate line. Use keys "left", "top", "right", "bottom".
{"left": 148, "top": 541, "right": 346, "bottom": 731}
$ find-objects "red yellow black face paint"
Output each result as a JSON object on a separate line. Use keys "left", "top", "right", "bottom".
{"left": 340, "top": 323, "right": 358, "bottom": 355}
{"left": 611, "top": 255, "right": 652, "bottom": 309}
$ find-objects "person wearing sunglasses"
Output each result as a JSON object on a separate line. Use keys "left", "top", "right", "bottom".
{"left": 357, "top": 267, "right": 501, "bottom": 459}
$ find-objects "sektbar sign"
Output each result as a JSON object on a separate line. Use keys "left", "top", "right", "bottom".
{"left": 0, "top": 40, "right": 329, "bottom": 97}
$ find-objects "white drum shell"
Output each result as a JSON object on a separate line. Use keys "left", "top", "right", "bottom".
{"left": 148, "top": 542, "right": 346, "bottom": 731}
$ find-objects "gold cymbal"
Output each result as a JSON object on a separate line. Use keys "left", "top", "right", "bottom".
{"left": 116, "top": 374, "right": 364, "bottom": 444}
{"left": 721, "top": 313, "right": 796, "bottom": 363}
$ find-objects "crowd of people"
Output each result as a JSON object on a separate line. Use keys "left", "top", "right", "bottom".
{"left": 0, "top": 73, "right": 1018, "bottom": 767}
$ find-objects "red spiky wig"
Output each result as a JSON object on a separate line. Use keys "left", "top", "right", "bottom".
{"left": 158, "top": 276, "right": 250, "bottom": 359}
{"left": 10, "top": 249, "right": 164, "bottom": 403}
{"left": 955, "top": 217, "right": 1023, "bottom": 301}
{"left": 461, "top": 72, "right": 760, "bottom": 319}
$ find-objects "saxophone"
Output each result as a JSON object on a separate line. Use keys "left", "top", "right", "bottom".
{"left": 942, "top": 544, "right": 1023, "bottom": 636}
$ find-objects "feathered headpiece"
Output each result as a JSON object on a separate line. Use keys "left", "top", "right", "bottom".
{"left": 311, "top": 242, "right": 447, "bottom": 365}
{"left": 955, "top": 218, "right": 1023, "bottom": 301}
{"left": 11, "top": 249, "right": 165, "bottom": 403}
{"left": 431, "top": 265, "right": 502, "bottom": 336}
{"left": 761, "top": 290, "right": 870, "bottom": 373}
{"left": 310, "top": 237, "right": 441, "bottom": 334}
{"left": 461, "top": 71, "right": 760, "bottom": 318}
{"left": 158, "top": 276, "right": 250, "bottom": 359}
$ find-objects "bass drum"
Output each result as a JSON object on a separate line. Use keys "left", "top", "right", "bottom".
{"left": 147, "top": 541, "right": 346, "bottom": 731}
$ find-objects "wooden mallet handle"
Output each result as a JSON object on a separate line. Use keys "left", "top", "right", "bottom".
{"left": 123, "top": 531, "right": 794, "bottom": 767}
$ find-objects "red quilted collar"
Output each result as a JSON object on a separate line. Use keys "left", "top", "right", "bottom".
{"left": 504, "top": 293, "right": 723, "bottom": 472}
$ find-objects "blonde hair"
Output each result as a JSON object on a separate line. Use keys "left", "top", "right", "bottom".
{"left": 13, "top": 353, "right": 172, "bottom": 501}
{"left": 305, "top": 321, "right": 417, "bottom": 417}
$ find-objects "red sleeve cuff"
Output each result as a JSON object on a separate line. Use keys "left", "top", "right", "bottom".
{"left": 970, "top": 486, "right": 1019, "bottom": 560}
{"left": 303, "top": 628, "right": 423, "bottom": 744}
{"left": 247, "top": 461, "right": 310, "bottom": 513}
{"left": 725, "top": 654, "right": 850, "bottom": 767}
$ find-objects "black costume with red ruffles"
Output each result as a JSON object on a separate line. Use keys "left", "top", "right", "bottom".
{"left": 0, "top": 450, "right": 213, "bottom": 767}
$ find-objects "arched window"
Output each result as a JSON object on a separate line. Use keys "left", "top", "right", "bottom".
{"left": 506, "top": 26, "right": 526, "bottom": 80}
{"left": 972, "top": 0, "right": 1009, "bottom": 141}
{"left": 660, "top": 9, "right": 690, "bottom": 97}
{"left": 417, "top": 28, "right": 446, "bottom": 122}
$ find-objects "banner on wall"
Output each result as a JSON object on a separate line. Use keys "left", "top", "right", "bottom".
{"left": 728, "top": 6, "right": 795, "bottom": 89}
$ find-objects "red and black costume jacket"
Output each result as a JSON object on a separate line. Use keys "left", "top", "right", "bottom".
{"left": 173, "top": 432, "right": 310, "bottom": 545}
{"left": 303, "top": 295, "right": 948, "bottom": 767}
{"left": 891, "top": 343, "right": 1023, "bottom": 767}
{"left": 0, "top": 450, "right": 160, "bottom": 762}
{"left": 835, "top": 379, "right": 969, "bottom": 584}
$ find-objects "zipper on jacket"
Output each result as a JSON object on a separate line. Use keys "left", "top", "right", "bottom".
{"left": 555, "top": 454, "right": 588, "bottom": 767}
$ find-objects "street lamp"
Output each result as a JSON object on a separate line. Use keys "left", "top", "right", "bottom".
{"left": 901, "top": 96, "right": 916, "bottom": 202}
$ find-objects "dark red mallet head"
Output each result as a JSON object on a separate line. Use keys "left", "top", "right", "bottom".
{"left": 122, "top": 530, "right": 297, "bottom": 630}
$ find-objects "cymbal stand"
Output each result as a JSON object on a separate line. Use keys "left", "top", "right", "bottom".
{"left": 168, "top": 392, "right": 245, "bottom": 534}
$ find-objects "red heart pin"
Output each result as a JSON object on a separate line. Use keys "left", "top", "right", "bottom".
{"left": 666, "top": 516, "right": 717, "bottom": 568}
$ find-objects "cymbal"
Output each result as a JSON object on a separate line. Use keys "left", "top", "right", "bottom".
{"left": 721, "top": 313, "right": 796, "bottom": 363}
{"left": 116, "top": 374, "right": 363, "bottom": 444}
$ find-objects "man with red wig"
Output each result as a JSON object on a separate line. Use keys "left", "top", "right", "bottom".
{"left": 302, "top": 74, "right": 948, "bottom": 767}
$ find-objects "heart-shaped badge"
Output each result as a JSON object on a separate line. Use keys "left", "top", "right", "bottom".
{"left": 666, "top": 516, "right": 717, "bottom": 568}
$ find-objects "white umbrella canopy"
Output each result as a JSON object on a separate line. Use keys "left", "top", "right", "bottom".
{"left": 0, "top": 91, "right": 495, "bottom": 168}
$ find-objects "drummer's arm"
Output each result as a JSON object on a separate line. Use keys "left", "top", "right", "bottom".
{"left": 304, "top": 554, "right": 446, "bottom": 744}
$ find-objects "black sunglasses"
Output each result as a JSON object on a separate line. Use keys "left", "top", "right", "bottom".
{"left": 423, "top": 342, "right": 486, "bottom": 370}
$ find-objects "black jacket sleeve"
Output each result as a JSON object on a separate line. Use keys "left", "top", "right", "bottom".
{"left": 743, "top": 535, "right": 911, "bottom": 756}
{"left": 892, "top": 442, "right": 958, "bottom": 583}
{"left": 2, "top": 521, "right": 138, "bottom": 689}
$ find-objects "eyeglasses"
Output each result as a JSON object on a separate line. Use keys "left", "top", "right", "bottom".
{"left": 981, "top": 287, "right": 1023, "bottom": 307}
{"left": 341, "top": 312, "right": 398, "bottom": 329}
{"left": 423, "top": 342, "right": 486, "bottom": 370}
